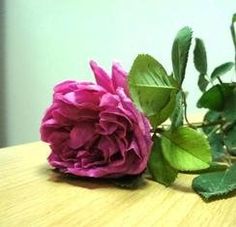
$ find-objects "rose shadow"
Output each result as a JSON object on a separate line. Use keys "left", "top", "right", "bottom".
{"left": 49, "top": 169, "right": 113, "bottom": 189}
{"left": 39, "top": 165, "right": 147, "bottom": 190}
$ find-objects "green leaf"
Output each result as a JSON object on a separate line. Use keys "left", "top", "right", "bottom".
{"left": 222, "top": 85, "right": 236, "bottom": 121}
{"left": 194, "top": 38, "right": 207, "bottom": 74}
{"left": 198, "top": 73, "right": 209, "bottom": 92}
{"left": 128, "top": 54, "right": 178, "bottom": 128}
{"left": 172, "top": 27, "right": 192, "bottom": 85}
{"left": 202, "top": 110, "right": 221, "bottom": 134}
{"left": 182, "top": 162, "right": 228, "bottom": 174}
{"left": 197, "top": 85, "right": 224, "bottom": 111}
{"left": 231, "top": 13, "right": 236, "bottom": 50}
{"left": 203, "top": 163, "right": 228, "bottom": 172}
{"left": 148, "top": 135, "right": 178, "bottom": 186}
{"left": 224, "top": 123, "right": 236, "bottom": 155}
{"left": 147, "top": 89, "right": 177, "bottom": 128}
{"left": 161, "top": 127, "right": 212, "bottom": 171}
{"left": 197, "top": 84, "right": 233, "bottom": 111}
{"left": 211, "top": 62, "right": 234, "bottom": 81}
{"left": 208, "top": 132, "right": 225, "bottom": 161}
{"left": 193, "top": 37, "right": 208, "bottom": 92}
{"left": 170, "top": 91, "right": 184, "bottom": 129}
{"left": 192, "top": 163, "right": 236, "bottom": 200}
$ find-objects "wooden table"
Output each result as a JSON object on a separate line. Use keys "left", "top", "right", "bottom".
{"left": 1, "top": 142, "right": 236, "bottom": 227}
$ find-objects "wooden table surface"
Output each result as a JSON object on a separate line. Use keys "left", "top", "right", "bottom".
{"left": 0, "top": 141, "right": 236, "bottom": 227}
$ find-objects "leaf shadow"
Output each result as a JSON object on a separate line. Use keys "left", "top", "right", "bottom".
{"left": 171, "top": 183, "right": 194, "bottom": 193}
{"left": 145, "top": 173, "right": 194, "bottom": 193}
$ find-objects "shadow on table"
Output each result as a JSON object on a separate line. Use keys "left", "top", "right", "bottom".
{"left": 145, "top": 173, "right": 194, "bottom": 194}
{"left": 171, "top": 183, "right": 193, "bottom": 193}
{"left": 38, "top": 166, "right": 236, "bottom": 201}
{"left": 39, "top": 165, "right": 148, "bottom": 190}
{"left": 171, "top": 176, "right": 236, "bottom": 202}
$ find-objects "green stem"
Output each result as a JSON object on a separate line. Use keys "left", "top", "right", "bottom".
{"left": 181, "top": 91, "right": 195, "bottom": 128}
{"left": 230, "top": 14, "right": 236, "bottom": 77}
{"left": 230, "top": 156, "right": 236, "bottom": 160}
{"left": 194, "top": 119, "right": 226, "bottom": 128}
{"left": 153, "top": 127, "right": 165, "bottom": 134}
{"left": 160, "top": 119, "right": 225, "bottom": 130}
{"left": 217, "top": 77, "right": 223, "bottom": 85}
{"left": 219, "top": 117, "right": 233, "bottom": 166}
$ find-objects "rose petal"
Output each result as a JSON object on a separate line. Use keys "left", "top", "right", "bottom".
{"left": 52, "top": 110, "right": 72, "bottom": 125}
{"left": 100, "top": 109, "right": 133, "bottom": 129}
{"left": 112, "top": 62, "right": 129, "bottom": 95}
{"left": 74, "top": 149, "right": 107, "bottom": 169}
{"left": 128, "top": 139, "right": 142, "bottom": 159}
{"left": 48, "top": 131, "right": 69, "bottom": 144}
{"left": 48, "top": 152, "right": 74, "bottom": 169}
{"left": 96, "top": 121, "right": 117, "bottom": 135}
{"left": 98, "top": 136, "right": 118, "bottom": 159}
{"left": 89, "top": 60, "right": 114, "bottom": 93}
{"left": 54, "top": 80, "right": 78, "bottom": 95}
{"left": 68, "top": 122, "right": 95, "bottom": 149}
{"left": 55, "top": 100, "right": 99, "bottom": 121}
{"left": 99, "top": 111, "right": 131, "bottom": 137}
{"left": 41, "top": 103, "right": 58, "bottom": 122}
{"left": 116, "top": 88, "right": 146, "bottom": 129}
{"left": 41, "top": 118, "right": 58, "bottom": 128}
{"left": 67, "top": 149, "right": 140, "bottom": 177}
{"left": 61, "top": 90, "right": 100, "bottom": 107}
{"left": 115, "top": 136, "right": 128, "bottom": 155}
{"left": 99, "top": 93, "right": 119, "bottom": 107}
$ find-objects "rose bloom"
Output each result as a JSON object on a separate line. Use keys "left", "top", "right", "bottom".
{"left": 40, "top": 61, "right": 152, "bottom": 178}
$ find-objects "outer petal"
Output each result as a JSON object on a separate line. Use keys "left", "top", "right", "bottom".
{"left": 112, "top": 62, "right": 129, "bottom": 96}
{"left": 53, "top": 80, "right": 78, "bottom": 95}
{"left": 89, "top": 60, "right": 114, "bottom": 93}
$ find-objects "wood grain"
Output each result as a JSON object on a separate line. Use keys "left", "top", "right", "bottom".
{"left": 0, "top": 141, "right": 236, "bottom": 227}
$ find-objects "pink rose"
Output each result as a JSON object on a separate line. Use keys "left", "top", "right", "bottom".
{"left": 40, "top": 61, "right": 152, "bottom": 178}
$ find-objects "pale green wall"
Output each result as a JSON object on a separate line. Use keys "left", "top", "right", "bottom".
{"left": 2, "top": 0, "right": 236, "bottom": 146}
